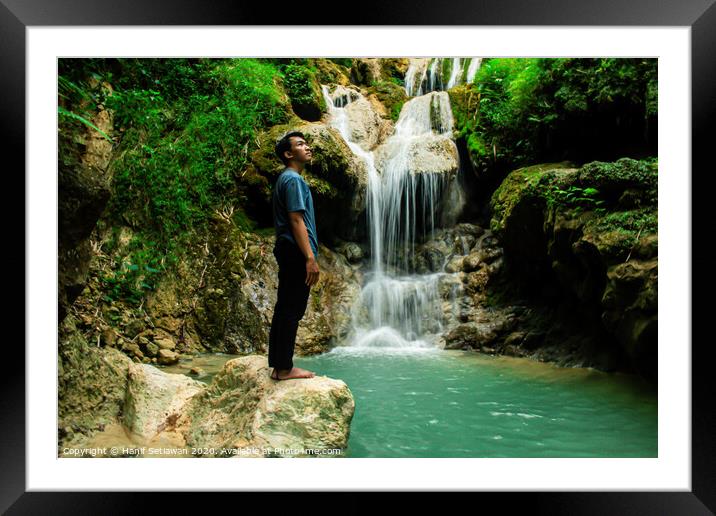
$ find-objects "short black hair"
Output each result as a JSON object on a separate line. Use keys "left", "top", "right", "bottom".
{"left": 275, "top": 131, "right": 307, "bottom": 166}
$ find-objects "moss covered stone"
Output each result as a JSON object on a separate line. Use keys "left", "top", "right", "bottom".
{"left": 490, "top": 162, "right": 575, "bottom": 235}
{"left": 488, "top": 157, "right": 658, "bottom": 381}
{"left": 58, "top": 314, "right": 133, "bottom": 449}
{"left": 282, "top": 64, "right": 326, "bottom": 122}
{"left": 379, "top": 58, "right": 410, "bottom": 82}
{"left": 309, "top": 58, "right": 352, "bottom": 86}
{"left": 365, "top": 80, "right": 408, "bottom": 122}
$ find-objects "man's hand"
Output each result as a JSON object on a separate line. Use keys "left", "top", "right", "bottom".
{"left": 288, "top": 211, "right": 318, "bottom": 286}
{"left": 305, "top": 256, "right": 320, "bottom": 287}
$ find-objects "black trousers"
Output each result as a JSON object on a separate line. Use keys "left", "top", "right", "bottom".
{"left": 268, "top": 238, "right": 310, "bottom": 370}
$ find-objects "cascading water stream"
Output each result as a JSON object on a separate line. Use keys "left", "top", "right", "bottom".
{"left": 405, "top": 57, "right": 482, "bottom": 96}
{"left": 322, "top": 79, "right": 462, "bottom": 351}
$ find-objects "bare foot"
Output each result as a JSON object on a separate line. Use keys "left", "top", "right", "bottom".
{"left": 271, "top": 367, "right": 315, "bottom": 380}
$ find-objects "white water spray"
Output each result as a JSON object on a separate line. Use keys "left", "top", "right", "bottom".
{"left": 323, "top": 74, "right": 463, "bottom": 351}
{"left": 405, "top": 57, "right": 483, "bottom": 97}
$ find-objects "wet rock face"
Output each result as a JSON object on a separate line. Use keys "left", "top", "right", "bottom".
{"left": 58, "top": 105, "right": 114, "bottom": 322}
{"left": 58, "top": 315, "right": 132, "bottom": 451}
{"left": 326, "top": 85, "right": 391, "bottom": 152}
{"left": 350, "top": 58, "right": 383, "bottom": 86}
{"left": 178, "top": 356, "right": 355, "bottom": 457}
{"left": 140, "top": 213, "right": 362, "bottom": 358}
{"left": 250, "top": 121, "right": 369, "bottom": 243}
{"left": 239, "top": 236, "right": 363, "bottom": 357}
{"left": 488, "top": 159, "right": 658, "bottom": 381}
{"left": 601, "top": 258, "right": 658, "bottom": 381}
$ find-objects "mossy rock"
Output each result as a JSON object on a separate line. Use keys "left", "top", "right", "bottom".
{"left": 282, "top": 64, "right": 326, "bottom": 122}
{"left": 489, "top": 162, "right": 576, "bottom": 234}
{"left": 577, "top": 158, "right": 658, "bottom": 204}
{"left": 250, "top": 121, "right": 306, "bottom": 179}
{"left": 300, "top": 124, "right": 353, "bottom": 189}
{"left": 365, "top": 80, "right": 408, "bottom": 122}
{"left": 447, "top": 84, "right": 476, "bottom": 127}
{"left": 58, "top": 315, "right": 132, "bottom": 448}
{"left": 309, "top": 58, "right": 352, "bottom": 86}
{"left": 379, "top": 58, "right": 410, "bottom": 82}
{"left": 350, "top": 58, "right": 383, "bottom": 86}
{"left": 582, "top": 208, "right": 658, "bottom": 264}
{"left": 249, "top": 121, "right": 362, "bottom": 242}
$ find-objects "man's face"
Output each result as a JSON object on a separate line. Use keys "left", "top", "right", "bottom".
{"left": 286, "top": 136, "right": 312, "bottom": 164}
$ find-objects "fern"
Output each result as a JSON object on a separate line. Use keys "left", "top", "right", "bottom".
{"left": 58, "top": 106, "right": 113, "bottom": 142}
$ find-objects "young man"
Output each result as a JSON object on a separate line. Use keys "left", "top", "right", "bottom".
{"left": 268, "top": 131, "right": 320, "bottom": 380}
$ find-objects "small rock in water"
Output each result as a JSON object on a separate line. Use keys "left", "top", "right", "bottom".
{"left": 158, "top": 349, "right": 180, "bottom": 365}
{"left": 189, "top": 367, "right": 205, "bottom": 376}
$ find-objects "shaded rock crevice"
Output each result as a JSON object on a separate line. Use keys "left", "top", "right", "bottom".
{"left": 486, "top": 159, "right": 658, "bottom": 382}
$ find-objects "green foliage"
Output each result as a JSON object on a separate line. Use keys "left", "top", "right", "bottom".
{"left": 60, "top": 58, "right": 292, "bottom": 306}
{"left": 544, "top": 185, "right": 606, "bottom": 213}
{"left": 283, "top": 65, "right": 318, "bottom": 105}
{"left": 545, "top": 58, "right": 657, "bottom": 115}
{"left": 327, "top": 58, "right": 353, "bottom": 68}
{"left": 453, "top": 58, "right": 658, "bottom": 174}
{"left": 593, "top": 209, "right": 657, "bottom": 234}
{"left": 282, "top": 64, "right": 325, "bottom": 113}
{"left": 103, "top": 58, "right": 288, "bottom": 243}
{"left": 471, "top": 58, "right": 543, "bottom": 166}
{"left": 58, "top": 106, "right": 113, "bottom": 142}
{"left": 100, "top": 234, "right": 178, "bottom": 306}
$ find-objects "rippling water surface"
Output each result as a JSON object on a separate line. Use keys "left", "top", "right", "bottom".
{"left": 169, "top": 348, "right": 657, "bottom": 458}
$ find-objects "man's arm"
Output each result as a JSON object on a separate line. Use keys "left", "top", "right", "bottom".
{"left": 288, "top": 211, "right": 320, "bottom": 287}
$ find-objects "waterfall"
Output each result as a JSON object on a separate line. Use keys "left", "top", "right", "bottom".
{"left": 466, "top": 58, "right": 482, "bottom": 83}
{"left": 405, "top": 57, "right": 483, "bottom": 97}
{"left": 446, "top": 58, "right": 463, "bottom": 89}
{"left": 323, "top": 75, "right": 463, "bottom": 351}
{"left": 372, "top": 92, "right": 455, "bottom": 273}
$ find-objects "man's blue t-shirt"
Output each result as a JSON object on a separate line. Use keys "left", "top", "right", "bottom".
{"left": 273, "top": 169, "right": 319, "bottom": 258}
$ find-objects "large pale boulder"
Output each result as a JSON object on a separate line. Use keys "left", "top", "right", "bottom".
{"left": 393, "top": 134, "right": 459, "bottom": 175}
{"left": 419, "top": 143, "right": 458, "bottom": 175}
{"left": 178, "top": 356, "right": 355, "bottom": 457}
{"left": 373, "top": 92, "right": 459, "bottom": 176}
{"left": 122, "top": 362, "right": 205, "bottom": 443}
{"left": 323, "top": 84, "right": 390, "bottom": 152}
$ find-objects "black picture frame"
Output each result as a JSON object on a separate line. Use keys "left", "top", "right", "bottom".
{"left": 5, "top": 0, "right": 713, "bottom": 513}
